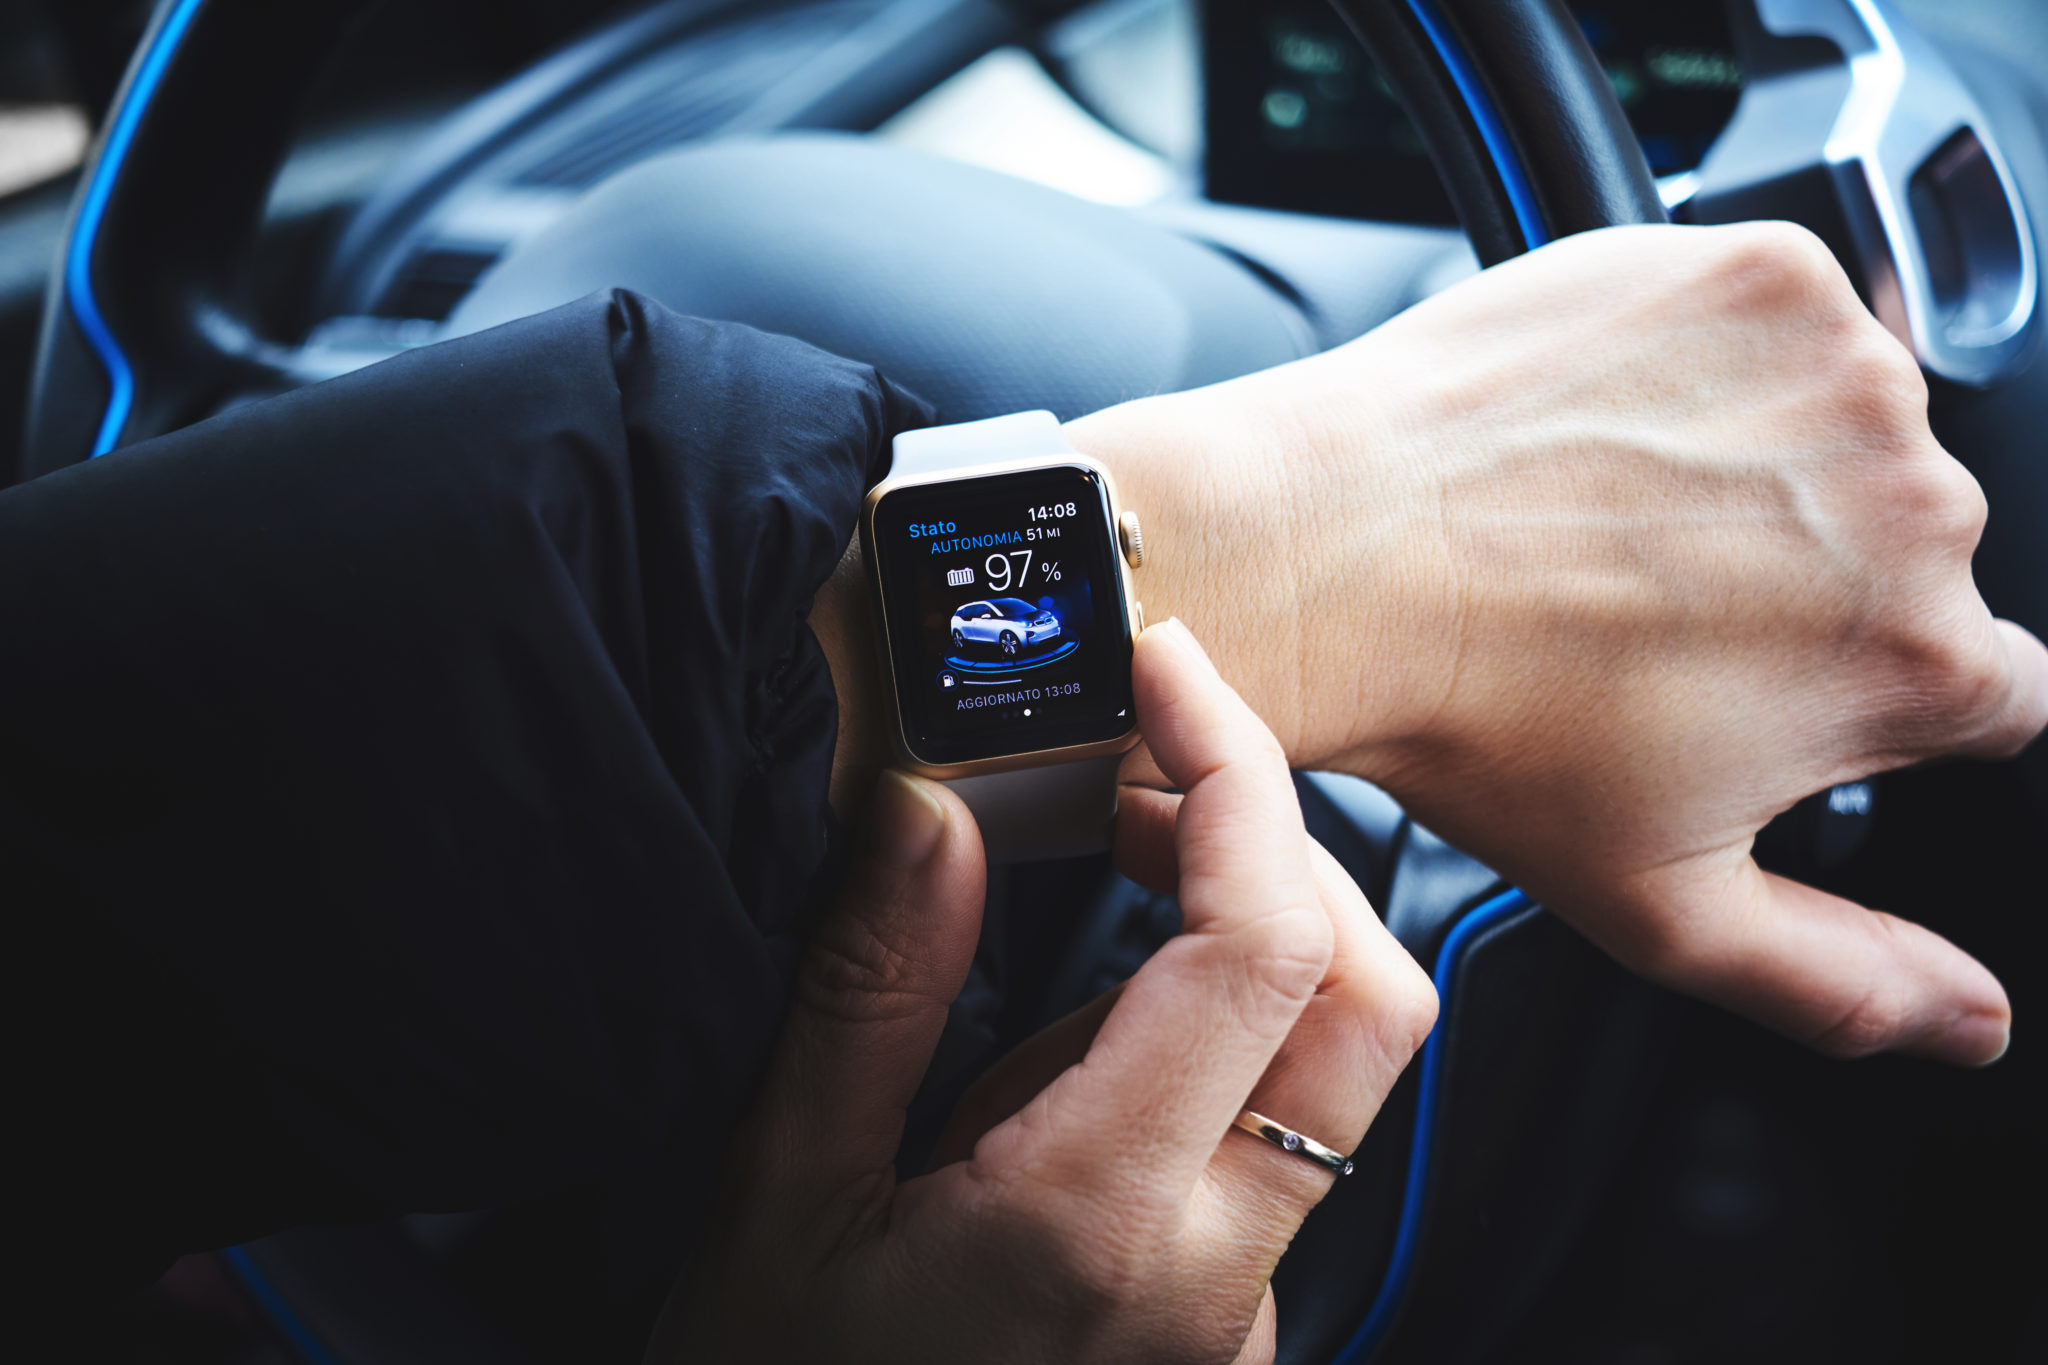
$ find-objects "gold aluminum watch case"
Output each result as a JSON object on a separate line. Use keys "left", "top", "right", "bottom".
{"left": 861, "top": 453, "right": 1142, "bottom": 781}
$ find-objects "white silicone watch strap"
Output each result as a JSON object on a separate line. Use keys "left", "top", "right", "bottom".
{"left": 889, "top": 409, "right": 1075, "bottom": 478}
{"left": 888, "top": 411, "right": 1118, "bottom": 863}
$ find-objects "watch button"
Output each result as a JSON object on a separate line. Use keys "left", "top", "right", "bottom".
{"left": 1119, "top": 510, "right": 1145, "bottom": 568}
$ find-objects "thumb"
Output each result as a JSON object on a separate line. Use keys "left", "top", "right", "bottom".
{"left": 1230, "top": 1288, "right": 1279, "bottom": 1365}
{"left": 749, "top": 769, "right": 986, "bottom": 1210}
{"left": 1618, "top": 852, "right": 2011, "bottom": 1066}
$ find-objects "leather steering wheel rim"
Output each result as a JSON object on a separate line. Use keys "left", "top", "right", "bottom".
{"left": 21, "top": 0, "right": 1663, "bottom": 482}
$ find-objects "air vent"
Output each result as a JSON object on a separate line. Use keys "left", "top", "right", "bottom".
{"left": 512, "top": 4, "right": 882, "bottom": 190}
{"left": 374, "top": 247, "right": 498, "bottom": 321}
{"left": 514, "top": 78, "right": 764, "bottom": 189}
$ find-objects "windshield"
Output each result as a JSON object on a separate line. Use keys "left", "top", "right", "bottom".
{"left": 992, "top": 598, "right": 1041, "bottom": 617}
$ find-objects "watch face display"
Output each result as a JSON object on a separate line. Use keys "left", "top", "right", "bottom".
{"left": 870, "top": 465, "right": 1136, "bottom": 766}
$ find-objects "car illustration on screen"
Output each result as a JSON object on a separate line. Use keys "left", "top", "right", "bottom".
{"left": 950, "top": 598, "right": 1062, "bottom": 657}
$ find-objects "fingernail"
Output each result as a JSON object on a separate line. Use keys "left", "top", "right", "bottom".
{"left": 871, "top": 768, "right": 948, "bottom": 869}
{"left": 1945, "top": 1012, "right": 2012, "bottom": 1068}
{"left": 1151, "top": 616, "right": 1217, "bottom": 674}
{"left": 1914, "top": 1011, "right": 2011, "bottom": 1067}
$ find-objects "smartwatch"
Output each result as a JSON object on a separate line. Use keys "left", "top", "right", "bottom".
{"left": 862, "top": 411, "right": 1145, "bottom": 862}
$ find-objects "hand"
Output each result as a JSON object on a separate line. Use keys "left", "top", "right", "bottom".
{"left": 650, "top": 620, "right": 1436, "bottom": 1365}
{"left": 1069, "top": 221, "right": 2048, "bottom": 1066}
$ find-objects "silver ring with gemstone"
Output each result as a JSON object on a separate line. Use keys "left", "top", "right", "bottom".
{"left": 1230, "top": 1109, "right": 1355, "bottom": 1176}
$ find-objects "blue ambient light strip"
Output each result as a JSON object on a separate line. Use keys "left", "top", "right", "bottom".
{"left": 1323, "top": 7, "right": 1552, "bottom": 1355}
{"left": 1404, "top": 0, "right": 1551, "bottom": 251}
{"left": 65, "top": 0, "right": 209, "bottom": 458}
{"left": 1330, "top": 885, "right": 1535, "bottom": 1365}
{"left": 220, "top": 1245, "right": 347, "bottom": 1365}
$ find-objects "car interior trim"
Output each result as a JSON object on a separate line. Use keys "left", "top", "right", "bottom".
{"left": 63, "top": 0, "right": 207, "bottom": 459}
{"left": 1332, "top": 885, "right": 1537, "bottom": 1365}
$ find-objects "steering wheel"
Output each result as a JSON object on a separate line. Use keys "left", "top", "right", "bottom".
{"left": 40, "top": 1, "right": 2025, "bottom": 1363}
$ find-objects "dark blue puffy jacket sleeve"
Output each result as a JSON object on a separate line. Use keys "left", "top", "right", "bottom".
{"left": 1, "top": 290, "right": 932, "bottom": 1301}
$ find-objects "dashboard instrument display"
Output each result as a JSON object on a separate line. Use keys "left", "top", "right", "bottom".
{"left": 1204, "top": 0, "right": 1743, "bottom": 224}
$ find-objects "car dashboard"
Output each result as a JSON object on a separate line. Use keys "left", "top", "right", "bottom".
{"left": 251, "top": 0, "right": 2042, "bottom": 402}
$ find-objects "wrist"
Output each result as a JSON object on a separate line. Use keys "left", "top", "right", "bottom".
{"left": 1063, "top": 361, "right": 1459, "bottom": 782}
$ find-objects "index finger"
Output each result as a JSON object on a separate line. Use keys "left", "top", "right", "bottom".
{"left": 1599, "top": 848, "right": 2011, "bottom": 1066}
{"left": 996, "top": 619, "right": 1333, "bottom": 1196}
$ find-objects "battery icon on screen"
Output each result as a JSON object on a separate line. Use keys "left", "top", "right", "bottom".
{"left": 947, "top": 566, "right": 974, "bottom": 587}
